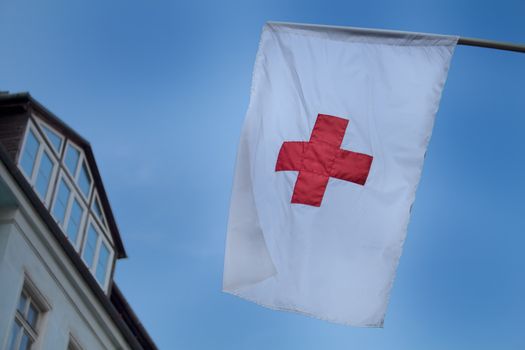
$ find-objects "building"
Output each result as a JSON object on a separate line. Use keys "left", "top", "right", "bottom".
{"left": 0, "top": 92, "right": 157, "bottom": 349}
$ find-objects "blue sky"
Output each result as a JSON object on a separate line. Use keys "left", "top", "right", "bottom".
{"left": 1, "top": 0, "right": 524, "bottom": 349}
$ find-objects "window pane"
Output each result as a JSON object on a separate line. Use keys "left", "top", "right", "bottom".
{"left": 52, "top": 179, "right": 71, "bottom": 224}
{"left": 26, "top": 303, "right": 38, "bottom": 329}
{"left": 20, "top": 129, "right": 40, "bottom": 177}
{"left": 92, "top": 198, "right": 103, "bottom": 220}
{"left": 82, "top": 224, "right": 98, "bottom": 268}
{"left": 41, "top": 125, "right": 62, "bottom": 152}
{"left": 17, "top": 293, "right": 28, "bottom": 314}
{"left": 66, "top": 198, "right": 83, "bottom": 244}
{"left": 96, "top": 243, "right": 110, "bottom": 285}
{"left": 78, "top": 162, "right": 91, "bottom": 197}
{"left": 35, "top": 151, "right": 53, "bottom": 199}
{"left": 19, "top": 332, "right": 32, "bottom": 350}
{"left": 64, "top": 145, "right": 79, "bottom": 175}
{"left": 7, "top": 321, "right": 21, "bottom": 350}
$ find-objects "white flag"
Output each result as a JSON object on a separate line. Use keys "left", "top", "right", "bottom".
{"left": 223, "top": 22, "right": 457, "bottom": 327}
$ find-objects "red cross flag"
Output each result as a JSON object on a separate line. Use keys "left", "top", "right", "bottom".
{"left": 223, "top": 22, "right": 457, "bottom": 327}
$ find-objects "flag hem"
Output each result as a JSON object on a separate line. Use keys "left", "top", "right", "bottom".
{"left": 222, "top": 288, "right": 385, "bottom": 328}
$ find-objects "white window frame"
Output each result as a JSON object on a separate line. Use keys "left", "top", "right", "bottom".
{"left": 18, "top": 122, "right": 41, "bottom": 182}
{"left": 50, "top": 172, "right": 87, "bottom": 250}
{"left": 64, "top": 193, "right": 88, "bottom": 250}
{"left": 91, "top": 191, "right": 108, "bottom": 232}
{"left": 18, "top": 121, "right": 59, "bottom": 206}
{"left": 33, "top": 147, "right": 59, "bottom": 206}
{"left": 63, "top": 141, "right": 93, "bottom": 201}
{"left": 75, "top": 157, "right": 93, "bottom": 200}
{"left": 81, "top": 217, "right": 114, "bottom": 291}
{"left": 50, "top": 172, "right": 73, "bottom": 226}
{"left": 50, "top": 170, "right": 89, "bottom": 251}
{"left": 36, "top": 119, "right": 65, "bottom": 157}
{"left": 8, "top": 276, "right": 50, "bottom": 350}
{"left": 63, "top": 141, "right": 82, "bottom": 180}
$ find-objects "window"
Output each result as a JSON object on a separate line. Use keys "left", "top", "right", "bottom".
{"left": 19, "top": 124, "right": 57, "bottom": 204}
{"left": 34, "top": 151, "right": 54, "bottom": 200}
{"left": 82, "top": 221, "right": 113, "bottom": 288}
{"left": 96, "top": 242, "right": 110, "bottom": 285}
{"left": 64, "top": 144, "right": 80, "bottom": 175}
{"left": 52, "top": 178, "right": 71, "bottom": 224}
{"left": 51, "top": 174, "right": 88, "bottom": 250}
{"left": 82, "top": 223, "right": 98, "bottom": 268}
{"left": 20, "top": 129, "right": 40, "bottom": 178}
{"left": 65, "top": 198, "right": 84, "bottom": 245}
{"left": 7, "top": 285, "right": 47, "bottom": 350}
{"left": 40, "top": 124, "right": 63, "bottom": 154}
{"left": 64, "top": 142, "right": 92, "bottom": 199}
{"left": 91, "top": 193, "right": 107, "bottom": 228}
{"left": 92, "top": 197, "right": 103, "bottom": 219}
{"left": 77, "top": 161, "right": 92, "bottom": 198}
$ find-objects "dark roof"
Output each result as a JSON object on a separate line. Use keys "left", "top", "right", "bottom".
{"left": 0, "top": 92, "right": 127, "bottom": 258}
{"left": 111, "top": 285, "right": 159, "bottom": 350}
{"left": 0, "top": 93, "right": 157, "bottom": 350}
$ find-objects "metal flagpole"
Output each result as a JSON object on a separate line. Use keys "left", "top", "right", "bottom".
{"left": 458, "top": 37, "right": 525, "bottom": 53}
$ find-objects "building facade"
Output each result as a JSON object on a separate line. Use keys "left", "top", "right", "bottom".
{"left": 0, "top": 92, "right": 157, "bottom": 349}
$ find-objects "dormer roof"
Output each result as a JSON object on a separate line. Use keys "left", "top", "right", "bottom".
{"left": 0, "top": 92, "right": 126, "bottom": 258}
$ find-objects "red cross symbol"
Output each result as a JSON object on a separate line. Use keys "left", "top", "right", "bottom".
{"left": 275, "top": 114, "right": 373, "bottom": 207}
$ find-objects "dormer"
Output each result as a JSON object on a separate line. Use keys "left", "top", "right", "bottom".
{"left": 0, "top": 93, "right": 126, "bottom": 293}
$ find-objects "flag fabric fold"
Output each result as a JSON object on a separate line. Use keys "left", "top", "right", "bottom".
{"left": 223, "top": 22, "right": 457, "bottom": 327}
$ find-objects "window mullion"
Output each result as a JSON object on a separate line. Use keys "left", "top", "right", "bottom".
{"left": 74, "top": 154, "right": 82, "bottom": 181}
{"left": 31, "top": 144, "right": 44, "bottom": 183}
{"left": 92, "top": 234, "right": 103, "bottom": 273}
{"left": 43, "top": 150, "right": 58, "bottom": 206}
{"left": 47, "top": 167, "right": 61, "bottom": 212}
{"left": 62, "top": 192, "right": 75, "bottom": 231}
{"left": 77, "top": 217, "right": 90, "bottom": 257}
{"left": 103, "top": 249, "right": 114, "bottom": 289}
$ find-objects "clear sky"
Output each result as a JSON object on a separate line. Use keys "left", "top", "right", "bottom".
{"left": 1, "top": 0, "right": 524, "bottom": 349}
